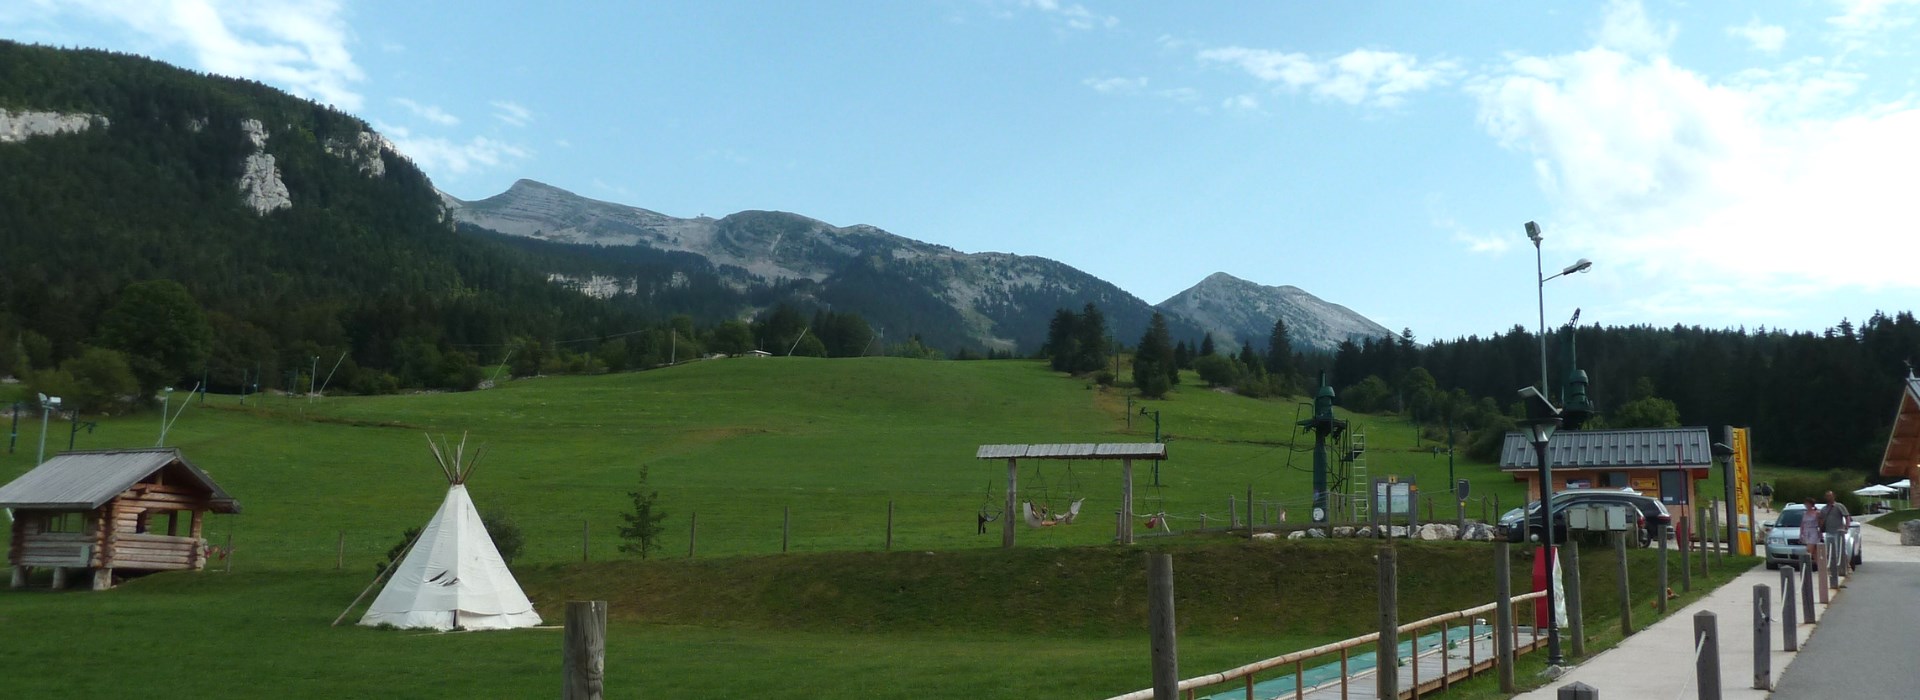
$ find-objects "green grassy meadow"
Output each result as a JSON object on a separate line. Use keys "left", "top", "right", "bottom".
{"left": 0, "top": 358, "right": 1587, "bottom": 697}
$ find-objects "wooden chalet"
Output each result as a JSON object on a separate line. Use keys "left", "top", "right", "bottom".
{"left": 2, "top": 448, "right": 240, "bottom": 590}
{"left": 1880, "top": 373, "right": 1920, "bottom": 507}
{"left": 1498, "top": 427, "right": 1715, "bottom": 508}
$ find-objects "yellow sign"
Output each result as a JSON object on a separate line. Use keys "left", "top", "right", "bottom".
{"left": 1732, "top": 427, "right": 1754, "bottom": 555}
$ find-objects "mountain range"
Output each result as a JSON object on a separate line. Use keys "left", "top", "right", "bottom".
{"left": 445, "top": 180, "right": 1390, "bottom": 353}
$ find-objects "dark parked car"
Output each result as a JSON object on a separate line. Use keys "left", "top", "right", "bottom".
{"left": 1500, "top": 489, "right": 1671, "bottom": 546}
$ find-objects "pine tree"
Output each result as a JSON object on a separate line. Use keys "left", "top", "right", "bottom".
{"left": 1134, "top": 313, "right": 1176, "bottom": 398}
{"left": 1073, "top": 302, "right": 1109, "bottom": 374}
{"left": 617, "top": 465, "right": 669, "bottom": 559}
{"left": 1199, "top": 333, "right": 1216, "bottom": 357}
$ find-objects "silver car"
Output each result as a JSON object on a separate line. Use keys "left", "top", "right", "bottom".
{"left": 1763, "top": 503, "right": 1862, "bottom": 570}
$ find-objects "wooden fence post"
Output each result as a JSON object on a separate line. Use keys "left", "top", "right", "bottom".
{"left": 1659, "top": 526, "right": 1670, "bottom": 615}
{"left": 1616, "top": 531, "right": 1633, "bottom": 636}
{"left": 1565, "top": 540, "right": 1585, "bottom": 657}
{"left": 1377, "top": 545, "right": 1399, "bottom": 700}
{"left": 688, "top": 511, "right": 697, "bottom": 559}
{"left": 1680, "top": 516, "right": 1694, "bottom": 592}
{"left": 886, "top": 500, "right": 894, "bottom": 551}
{"left": 1753, "top": 584, "right": 1770, "bottom": 690}
{"left": 1781, "top": 565, "right": 1798, "bottom": 652}
{"left": 1496, "top": 540, "right": 1514, "bottom": 693}
{"left": 582, "top": 520, "right": 590, "bottom": 562}
{"left": 783, "top": 505, "right": 790, "bottom": 553}
{"left": 336, "top": 530, "right": 344, "bottom": 570}
{"left": 1695, "top": 611, "right": 1720, "bottom": 700}
{"left": 1148, "top": 553, "right": 1178, "bottom": 700}
{"left": 563, "top": 600, "right": 607, "bottom": 700}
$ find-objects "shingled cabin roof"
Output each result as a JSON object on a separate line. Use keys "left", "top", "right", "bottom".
{"left": 0, "top": 448, "right": 240, "bottom": 513}
{"left": 1881, "top": 375, "right": 1920, "bottom": 478}
{"left": 1498, "top": 427, "right": 1715, "bottom": 471}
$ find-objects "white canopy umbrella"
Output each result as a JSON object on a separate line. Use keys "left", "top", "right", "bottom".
{"left": 1890, "top": 478, "right": 1911, "bottom": 490}
{"left": 1853, "top": 484, "right": 1897, "bottom": 497}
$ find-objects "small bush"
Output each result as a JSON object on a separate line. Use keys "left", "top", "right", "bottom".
{"left": 1771, "top": 471, "right": 1865, "bottom": 515}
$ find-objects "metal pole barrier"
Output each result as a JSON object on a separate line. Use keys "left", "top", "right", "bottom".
{"left": 688, "top": 511, "right": 697, "bottom": 558}
{"left": 1566, "top": 538, "right": 1585, "bottom": 657}
{"left": 886, "top": 500, "right": 894, "bottom": 551}
{"left": 1377, "top": 545, "right": 1400, "bottom": 700}
{"left": 1753, "top": 584, "right": 1771, "bottom": 690}
{"left": 783, "top": 505, "right": 790, "bottom": 553}
{"left": 1148, "top": 553, "right": 1178, "bottom": 700}
{"left": 1616, "top": 531, "right": 1633, "bottom": 636}
{"left": 1695, "top": 611, "right": 1720, "bottom": 700}
{"left": 1781, "top": 566, "right": 1798, "bottom": 652}
{"left": 1496, "top": 540, "right": 1515, "bottom": 693}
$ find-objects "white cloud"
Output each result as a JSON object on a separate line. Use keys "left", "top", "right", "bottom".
{"left": 491, "top": 100, "right": 533, "bottom": 127}
{"left": 1727, "top": 19, "right": 1787, "bottom": 53}
{"left": 1157, "top": 87, "right": 1200, "bottom": 103}
{"left": 1221, "top": 93, "right": 1261, "bottom": 113}
{"left": 392, "top": 98, "right": 458, "bottom": 126}
{"left": 1198, "top": 46, "right": 1455, "bottom": 108}
{"left": 1014, "top": 0, "right": 1117, "bottom": 31}
{"left": 34, "top": 0, "right": 365, "bottom": 110}
{"left": 1469, "top": 2, "right": 1920, "bottom": 318}
{"left": 1083, "top": 76, "right": 1148, "bottom": 94}
{"left": 376, "top": 121, "right": 530, "bottom": 176}
{"left": 1827, "top": 0, "right": 1920, "bottom": 33}
{"left": 1593, "top": 0, "right": 1676, "bottom": 56}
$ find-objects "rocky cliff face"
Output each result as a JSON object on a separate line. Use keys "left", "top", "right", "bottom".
{"left": 1155, "top": 272, "right": 1391, "bottom": 351}
{"left": 0, "top": 108, "right": 107, "bottom": 142}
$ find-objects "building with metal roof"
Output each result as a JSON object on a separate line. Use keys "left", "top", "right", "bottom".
{"left": 1878, "top": 374, "right": 1920, "bottom": 506}
{"left": 3, "top": 448, "right": 240, "bottom": 590}
{"left": 1498, "top": 427, "right": 1715, "bottom": 509}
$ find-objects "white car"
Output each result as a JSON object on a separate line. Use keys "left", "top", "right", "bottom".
{"left": 1763, "top": 503, "right": 1862, "bottom": 570}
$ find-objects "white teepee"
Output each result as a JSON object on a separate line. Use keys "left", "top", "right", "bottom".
{"left": 359, "top": 435, "right": 541, "bottom": 631}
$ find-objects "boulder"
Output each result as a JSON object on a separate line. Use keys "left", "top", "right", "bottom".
{"left": 1332, "top": 526, "right": 1355, "bottom": 538}
{"left": 1308, "top": 528, "right": 1328, "bottom": 538}
{"left": 1287, "top": 530, "right": 1308, "bottom": 540}
{"left": 1355, "top": 526, "right": 1373, "bottom": 538}
{"left": 1901, "top": 519, "right": 1920, "bottom": 546}
{"left": 1252, "top": 531, "right": 1279, "bottom": 541}
{"left": 1417, "top": 523, "right": 1459, "bottom": 540}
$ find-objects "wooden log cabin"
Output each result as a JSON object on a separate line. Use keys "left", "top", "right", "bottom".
{"left": 2, "top": 448, "right": 240, "bottom": 590}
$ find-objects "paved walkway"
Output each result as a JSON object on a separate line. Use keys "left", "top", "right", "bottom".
{"left": 1769, "top": 515, "right": 1919, "bottom": 700}
{"left": 1511, "top": 506, "right": 1868, "bottom": 700}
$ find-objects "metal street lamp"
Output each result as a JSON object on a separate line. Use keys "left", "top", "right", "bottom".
{"left": 1526, "top": 221, "right": 1593, "bottom": 395}
{"left": 1519, "top": 385, "right": 1565, "bottom": 667}
{"left": 36, "top": 394, "right": 61, "bottom": 465}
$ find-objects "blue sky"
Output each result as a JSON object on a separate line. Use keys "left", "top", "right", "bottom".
{"left": 5, "top": 1, "right": 1918, "bottom": 342}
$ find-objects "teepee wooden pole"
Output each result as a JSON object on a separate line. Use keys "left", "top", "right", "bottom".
{"left": 426, "top": 434, "right": 455, "bottom": 483}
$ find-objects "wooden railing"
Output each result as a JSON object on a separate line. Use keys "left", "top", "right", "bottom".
{"left": 1105, "top": 590, "right": 1548, "bottom": 700}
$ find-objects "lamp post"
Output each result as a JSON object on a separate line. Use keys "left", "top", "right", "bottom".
{"left": 1139, "top": 407, "right": 1162, "bottom": 486}
{"left": 1525, "top": 221, "right": 1593, "bottom": 394}
{"left": 1519, "top": 385, "right": 1565, "bottom": 667}
{"left": 36, "top": 394, "right": 60, "bottom": 465}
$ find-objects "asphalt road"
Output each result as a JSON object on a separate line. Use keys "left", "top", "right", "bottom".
{"left": 1770, "top": 518, "right": 1920, "bottom": 700}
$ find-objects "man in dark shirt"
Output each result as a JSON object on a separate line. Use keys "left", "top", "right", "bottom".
{"left": 1822, "top": 491, "right": 1853, "bottom": 586}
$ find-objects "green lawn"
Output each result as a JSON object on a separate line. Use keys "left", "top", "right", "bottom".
{"left": 0, "top": 358, "right": 1674, "bottom": 697}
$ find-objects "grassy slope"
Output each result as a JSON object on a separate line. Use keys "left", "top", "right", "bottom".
{"left": 0, "top": 358, "right": 1591, "bottom": 697}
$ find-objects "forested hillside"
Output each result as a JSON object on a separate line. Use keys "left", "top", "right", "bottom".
{"left": 1322, "top": 315, "right": 1920, "bottom": 473}
{"left": 0, "top": 41, "right": 671, "bottom": 401}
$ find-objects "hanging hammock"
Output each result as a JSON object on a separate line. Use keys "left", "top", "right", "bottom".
{"left": 1023, "top": 498, "right": 1085, "bottom": 528}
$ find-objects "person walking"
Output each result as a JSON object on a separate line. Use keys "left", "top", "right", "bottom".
{"left": 1822, "top": 490, "right": 1853, "bottom": 587}
{"left": 1757, "top": 481, "right": 1774, "bottom": 511}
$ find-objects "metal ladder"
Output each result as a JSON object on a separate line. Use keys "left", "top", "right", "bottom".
{"left": 1348, "top": 431, "right": 1369, "bottom": 520}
